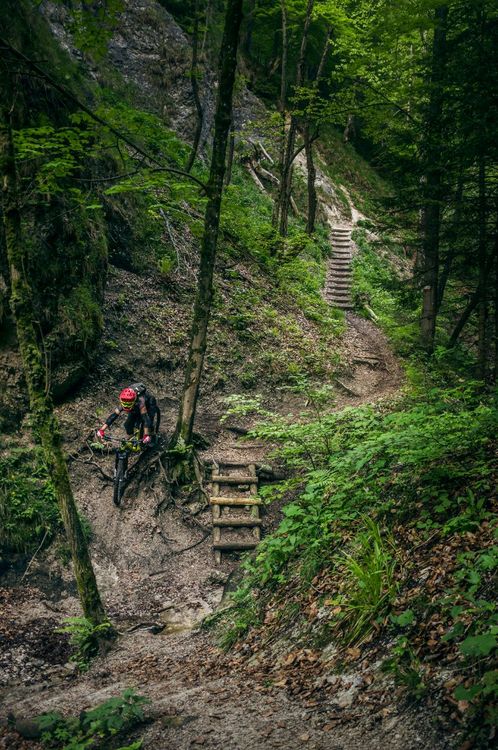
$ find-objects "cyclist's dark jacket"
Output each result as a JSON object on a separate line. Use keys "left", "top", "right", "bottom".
{"left": 105, "top": 387, "right": 156, "bottom": 434}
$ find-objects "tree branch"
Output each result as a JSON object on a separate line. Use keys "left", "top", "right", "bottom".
{"left": 0, "top": 37, "right": 207, "bottom": 191}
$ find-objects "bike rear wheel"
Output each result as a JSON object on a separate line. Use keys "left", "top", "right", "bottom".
{"left": 113, "top": 458, "right": 127, "bottom": 507}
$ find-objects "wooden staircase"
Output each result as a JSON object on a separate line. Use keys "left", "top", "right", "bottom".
{"left": 325, "top": 226, "right": 353, "bottom": 310}
{"left": 210, "top": 461, "right": 261, "bottom": 564}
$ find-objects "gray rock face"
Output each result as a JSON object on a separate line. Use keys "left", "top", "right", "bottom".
{"left": 106, "top": 0, "right": 202, "bottom": 136}
{"left": 41, "top": 0, "right": 266, "bottom": 150}
{"left": 42, "top": 0, "right": 215, "bottom": 143}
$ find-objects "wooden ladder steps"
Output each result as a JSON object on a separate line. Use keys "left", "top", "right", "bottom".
{"left": 213, "top": 518, "right": 262, "bottom": 528}
{"left": 326, "top": 225, "right": 353, "bottom": 310}
{"left": 212, "top": 474, "right": 256, "bottom": 484}
{"left": 210, "top": 496, "right": 261, "bottom": 506}
{"left": 210, "top": 462, "right": 261, "bottom": 563}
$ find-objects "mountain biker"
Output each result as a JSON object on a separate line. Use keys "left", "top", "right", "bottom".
{"left": 97, "top": 383, "right": 158, "bottom": 445}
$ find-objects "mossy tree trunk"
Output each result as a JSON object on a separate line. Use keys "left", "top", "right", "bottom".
{"left": 173, "top": 0, "right": 244, "bottom": 447}
{"left": 0, "top": 100, "right": 108, "bottom": 627}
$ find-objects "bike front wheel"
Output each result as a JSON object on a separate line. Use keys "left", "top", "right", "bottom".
{"left": 113, "top": 458, "right": 127, "bottom": 507}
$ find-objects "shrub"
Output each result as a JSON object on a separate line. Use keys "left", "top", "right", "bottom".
{"left": 0, "top": 445, "right": 61, "bottom": 555}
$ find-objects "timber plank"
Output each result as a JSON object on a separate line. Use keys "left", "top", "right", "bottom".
{"left": 213, "top": 518, "right": 262, "bottom": 528}
{"left": 210, "top": 496, "right": 261, "bottom": 506}
{"left": 212, "top": 474, "right": 256, "bottom": 484}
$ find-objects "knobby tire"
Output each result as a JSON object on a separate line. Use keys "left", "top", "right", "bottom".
{"left": 113, "top": 459, "right": 126, "bottom": 507}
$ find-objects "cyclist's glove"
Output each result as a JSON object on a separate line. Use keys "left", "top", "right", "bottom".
{"left": 142, "top": 435, "right": 152, "bottom": 445}
{"left": 97, "top": 428, "right": 106, "bottom": 441}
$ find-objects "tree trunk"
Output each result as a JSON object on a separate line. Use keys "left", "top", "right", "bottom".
{"left": 304, "top": 27, "right": 331, "bottom": 235}
{"left": 448, "top": 247, "right": 496, "bottom": 350}
{"left": 477, "top": 151, "right": 487, "bottom": 379}
{"left": 276, "top": 0, "right": 314, "bottom": 237}
{"left": 225, "top": 120, "right": 235, "bottom": 186}
{"left": 494, "top": 217, "right": 498, "bottom": 384}
{"left": 343, "top": 114, "right": 355, "bottom": 143}
{"left": 242, "top": 0, "right": 255, "bottom": 58}
{"left": 436, "top": 171, "right": 463, "bottom": 312}
{"left": 272, "top": 0, "right": 288, "bottom": 232}
{"left": 174, "top": 0, "right": 244, "bottom": 446}
{"left": 420, "top": 5, "right": 448, "bottom": 352}
{"left": 186, "top": 0, "right": 204, "bottom": 173}
{"left": 0, "top": 102, "right": 108, "bottom": 628}
{"left": 304, "top": 123, "right": 316, "bottom": 234}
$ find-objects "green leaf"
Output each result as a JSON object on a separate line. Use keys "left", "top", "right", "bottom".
{"left": 460, "top": 632, "right": 497, "bottom": 657}
{"left": 454, "top": 683, "right": 481, "bottom": 701}
{"left": 390, "top": 609, "right": 415, "bottom": 627}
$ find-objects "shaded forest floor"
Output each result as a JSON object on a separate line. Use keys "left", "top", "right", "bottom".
{"left": 1, "top": 275, "right": 452, "bottom": 749}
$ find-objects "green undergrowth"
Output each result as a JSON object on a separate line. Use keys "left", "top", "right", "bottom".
{"left": 74, "top": 97, "right": 345, "bottom": 387}
{"left": 0, "top": 444, "right": 61, "bottom": 555}
{"left": 58, "top": 616, "right": 114, "bottom": 673}
{"left": 0, "top": 439, "right": 93, "bottom": 560}
{"left": 350, "top": 227, "right": 484, "bottom": 378}
{"left": 36, "top": 688, "right": 149, "bottom": 750}
{"left": 317, "top": 126, "right": 391, "bottom": 216}
{"left": 216, "top": 380, "right": 497, "bottom": 744}
{"left": 351, "top": 226, "right": 419, "bottom": 353}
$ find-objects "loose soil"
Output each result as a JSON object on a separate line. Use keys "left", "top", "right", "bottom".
{"left": 1, "top": 190, "right": 451, "bottom": 749}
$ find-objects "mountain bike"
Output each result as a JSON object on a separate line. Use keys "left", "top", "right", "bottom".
{"left": 103, "top": 430, "right": 144, "bottom": 507}
{"left": 101, "top": 407, "right": 161, "bottom": 506}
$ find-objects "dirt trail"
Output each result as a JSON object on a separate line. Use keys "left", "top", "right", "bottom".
{"left": 1, "top": 302, "right": 442, "bottom": 750}
{"left": 1, "top": 283, "right": 432, "bottom": 750}
{"left": 1, "top": 178, "right": 449, "bottom": 750}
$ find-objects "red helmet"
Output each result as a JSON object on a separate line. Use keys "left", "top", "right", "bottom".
{"left": 119, "top": 387, "right": 137, "bottom": 412}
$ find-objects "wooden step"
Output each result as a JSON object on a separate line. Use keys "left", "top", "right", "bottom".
{"left": 212, "top": 474, "right": 256, "bottom": 484}
{"left": 213, "top": 518, "right": 262, "bottom": 528}
{"left": 213, "top": 460, "right": 252, "bottom": 468}
{"left": 213, "top": 541, "right": 258, "bottom": 551}
{"left": 210, "top": 496, "right": 261, "bottom": 506}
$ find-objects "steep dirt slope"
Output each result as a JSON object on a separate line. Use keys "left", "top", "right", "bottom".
{"left": 0, "top": 185, "right": 440, "bottom": 750}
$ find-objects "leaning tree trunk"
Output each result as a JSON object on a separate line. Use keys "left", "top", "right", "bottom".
{"left": 174, "top": 0, "right": 244, "bottom": 447}
{"left": 0, "top": 104, "right": 108, "bottom": 627}
{"left": 186, "top": 0, "right": 204, "bottom": 173}
{"left": 420, "top": 5, "right": 448, "bottom": 352}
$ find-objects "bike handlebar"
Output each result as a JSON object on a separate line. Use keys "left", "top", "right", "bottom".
{"left": 99, "top": 433, "right": 144, "bottom": 446}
